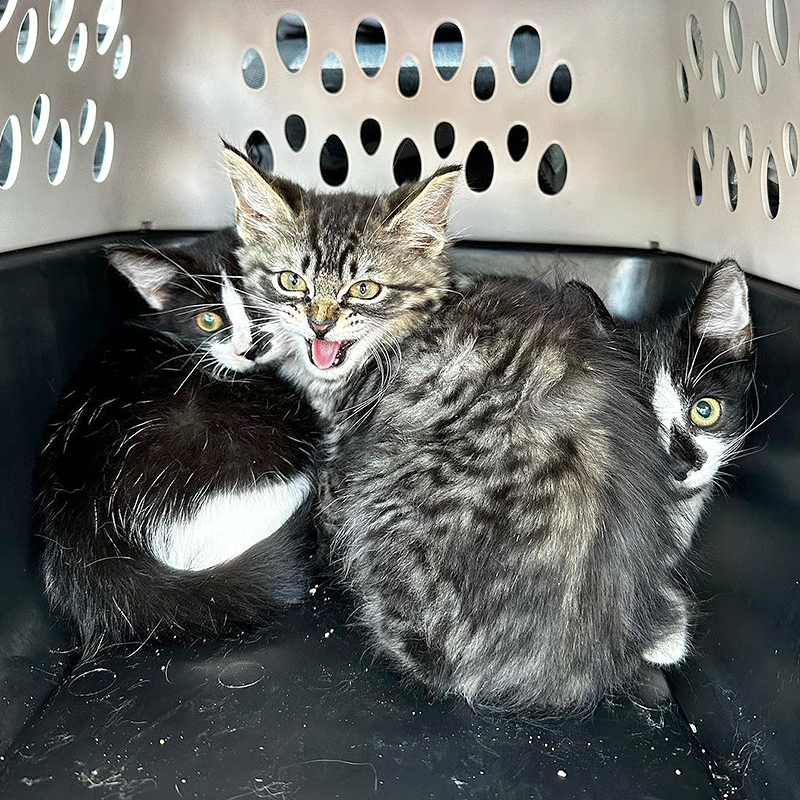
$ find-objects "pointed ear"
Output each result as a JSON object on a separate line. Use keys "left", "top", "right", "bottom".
{"left": 106, "top": 246, "right": 179, "bottom": 310}
{"left": 691, "top": 260, "right": 753, "bottom": 355}
{"left": 564, "top": 280, "right": 615, "bottom": 332}
{"left": 386, "top": 165, "right": 461, "bottom": 257}
{"left": 221, "top": 142, "right": 297, "bottom": 245}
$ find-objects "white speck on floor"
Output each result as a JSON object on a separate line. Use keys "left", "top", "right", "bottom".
{"left": 689, "top": 723, "right": 698, "bottom": 734}
{"left": 675, "top": 768, "right": 682, "bottom": 776}
{"left": 309, "top": 586, "right": 318, "bottom": 595}
{"left": 451, "top": 777, "right": 468, "bottom": 788}
{"left": 557, "top": 769, "right": 567, "bottom": 779}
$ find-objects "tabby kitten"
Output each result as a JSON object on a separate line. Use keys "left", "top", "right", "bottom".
{"left": 221, "top": 142, "right": 461, "bottom": 420}
{"left": 39, "top": 231, "right": 320, "bottom": 652}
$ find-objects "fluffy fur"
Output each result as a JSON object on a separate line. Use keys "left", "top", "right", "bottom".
{"left": 38, "top": 231, "right": 321, "bottom": 653}
{"left": 319, "top": 279, "right": 688, "bottom": 710}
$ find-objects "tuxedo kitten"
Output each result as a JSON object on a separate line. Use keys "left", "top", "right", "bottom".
{"left": 38, "top": 231, "right": 320, "bottom": 652}
{"left": 319, "top": 277, "right": 687, "bottom": 711}
{"left": 221, "top": 142, "right": 461, "bottom": 421}
{"left": 568, "top": 261, "right": 755, "bottom": 666}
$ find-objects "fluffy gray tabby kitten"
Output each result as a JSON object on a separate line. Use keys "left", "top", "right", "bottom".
{"left": 221, "top": 147, "right": 694, "bottom": 709}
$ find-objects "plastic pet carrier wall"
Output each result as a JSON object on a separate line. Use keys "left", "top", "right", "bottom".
{"left": 1, "top": 2, "right": 799, "bottom": 800}
{"left": 1, "top": 0, "right": 799, "bottom": 288}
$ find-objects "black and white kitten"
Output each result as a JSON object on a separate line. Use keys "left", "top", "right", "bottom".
{"left": 567, "top": 261, "right": 755, "bottom": 666}
{"left": 38, "top": 230, "right": 320, "bottom": 652}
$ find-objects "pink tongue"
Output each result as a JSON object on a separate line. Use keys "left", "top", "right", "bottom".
{"left": 311, "top": 339, "right": 342, "bottom": 370}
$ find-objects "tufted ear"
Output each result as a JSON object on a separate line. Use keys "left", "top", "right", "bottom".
{"left": 106, "top": 245, "right": 179, "bottom": 310}
{"left": 691, "top": 260, "right": 753, "bottom": 355}
{"left": 385, "top": 165, "right": 461, "bottom": 257}
{"left": 221, "top": 141, "right": 298, "bottom": 246}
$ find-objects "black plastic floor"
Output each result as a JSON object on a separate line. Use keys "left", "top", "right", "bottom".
{"left": 1, "top": 237, "right": 798, "bottom": 800}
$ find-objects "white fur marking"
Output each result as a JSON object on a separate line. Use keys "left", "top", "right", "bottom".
{"left": 221, "top": 271, "right": 252, "bottom": 356}
{"left": 152, "top": 475, "right": 312, "bottom": 571}
{"left": 652, "top": 369, "right": 683, "bottom": 447}
{"left": 643, "top": 626, "right": 688, "bottom": 666}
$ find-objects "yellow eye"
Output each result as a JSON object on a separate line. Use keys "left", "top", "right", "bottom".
{"left": 195, "top": 311, "right": 224, "bottom": 333}
{"left": 348, "top": 280, "right": 381, "bottom": 300}
{"left": 278, "top": 271, "right": 308, "bottom": 292}
{"left": 690, "top": 397, "right": 722, "bottom": 427}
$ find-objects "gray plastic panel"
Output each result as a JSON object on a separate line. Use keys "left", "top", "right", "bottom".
{"left": 1, "top": 1, "right": 799, "bottom": 289}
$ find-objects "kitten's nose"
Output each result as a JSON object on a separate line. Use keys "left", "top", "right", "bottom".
{"left": 309, "top": 318, "right": 336, "bottom": 337}
{"left": 668, "top": 424, "right": 707, "bottom": 480}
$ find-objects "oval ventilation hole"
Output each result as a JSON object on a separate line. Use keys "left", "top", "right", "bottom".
{"left": 703, "top": 127, "right": 715, "bottom": 169}
{"left": 465, "top": 141, "right": 493, "bottom": 192}
{"left": 78, "top": 98, "right": 97, "bottom": 144}
{"left": 276, "top": 13, "right": 308, "bottom": 73}
{"left": 753, "top": 41, "right": 767, "bottom": 94}
{"left": 48, "top": 119, "right": 71, "bottom": 185}
{"left": 245, "top": 130, "right": 274, "bottom": 173}
{"left": 724, "top": 2, "right": 743, "bottom": 73}
{"left": 740, "top": 124, "right": 753, "bottom": 172}
{"left": 712, "top": 52, "right": 725, "bottom": 99}
{"left": 0, "top": 1, "right": 19, "bottom": 33}
{"left": 768, "top": 0, "right": 788, "bottom": 65}
{"left": 474, "top": 60, "right": 495, "bottom": 101}
{"left": 538, "top": 144, "right": 567, "bottom": 195}
{"left": 355, "top": 17, "right": 385, "bottom": 77}
{"left": 48, "top": 0, "right": 73, "bottom": 44}
{"left": 96, "top": 0, "right": 121, "bottom": 55}
{"left": 360, "top": 118, "right": 381, "bottom": 155}
{"left": 507, "top": 124, "right": 528, "bottom": 162}
{"left": 688, "top": 148, "right": 702, "bottom": 205}
{"left": 783, "top": 122, "right": 798, "bottom": 176}
{"left": 113, "top": 34, "right": 131, "bottom": 78}
{"left": 763, "top": 148, "right": 779, "bottom": 218}
{"left": 17, "top": 7, "right": 37, "bottom": 63}
{"left": 242, "top": 48, "right": 266, "bottom": 89}
{"left": 322, "top": 52, "right": 344, "bottom": 93}
{"left": 724, "top": 148, "right": 738, "bottom": 211}
{"left": 31, "top": 93, "right": 50, "bottom": 145}
{"left": 432, "top": 21, "right": 463, "bottom": 81}
{"left": 677, "top": 60, "right": 689, "bottom": 102}
{"left": 687, "top": 14, "right": 704, "bottom": 79}
{"left": 549, "top": 64, "right": 572, "bottom": 103}
{"left": 393, "top": 138, "right": 422, "bottom": 185}
{"left": 93, "top": 121, "right": 114, "bottom": 182}
{"left": 68, "top": 22, "right": 87, "bottom": 71}
{"left": 399, "top": 56, "right": 420, "bottom": 97}
{"left": 320, "top": 135, "right": 348, "bottom": 186}
{"left": 509, "top": 25, "right": 540, "bottom": 83}
{"left": 0, "top": 115, "right": 22, "bottom": 189}
{"left": 434, "top": 121, "right": 455, "bottom": 158}
{"left": 285, "top": 114, "right": 306, "bottom": 152}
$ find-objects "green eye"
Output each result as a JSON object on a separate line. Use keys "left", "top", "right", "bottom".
{"left": 278, "top": 271, "right": 308, "bottom": 292}
{"left": 195, "top": 311, "right": 223, "bottom": 332}
{"left": 348, "top": 280, "right": 381, "bottom": 300}
{"left": 690, "top": 397, "right": 722, "bottom": 427}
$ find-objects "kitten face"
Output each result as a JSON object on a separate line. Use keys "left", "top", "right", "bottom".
{"left": 108, "top": 230, "right": 275, "bottom": 374}
{"left": 221, "top": 144, "right": 460, "bottom": 385}
{"left": 644, "top": 262, "right": 754, "bottom": 493}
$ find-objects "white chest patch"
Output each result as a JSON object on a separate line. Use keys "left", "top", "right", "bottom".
{"left": 151, "top": 474, "right": 313, "bottom": 571}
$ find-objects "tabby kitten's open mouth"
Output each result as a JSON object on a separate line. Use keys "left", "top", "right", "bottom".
{"left": 308, "top": 339, "right": 353, "bottom": 370}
